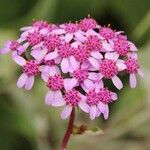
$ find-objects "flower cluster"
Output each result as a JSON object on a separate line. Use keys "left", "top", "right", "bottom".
{"left": 0, "top": 18, "right": 143, "bottom": 120}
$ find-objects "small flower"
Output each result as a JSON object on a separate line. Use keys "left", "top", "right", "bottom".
{"left": 0, "top": 40, "right": 26, "bottom": 56}
{"left": 125, "top": 53, "right": 143, "bottom": 88}
{"left": 99, "top": 27, "right": 115, "bottom": 40}
{"left": 99, "top": 52, "right": 126, "bottom": 89}
{"left": 45, "top": 42, "right": 79, "bottom": 73}
{"left": 79, "top": 18, "right": 97, "bottom": 31}
{"left": 14, "top": 56, "right": 39, "bottom": 90}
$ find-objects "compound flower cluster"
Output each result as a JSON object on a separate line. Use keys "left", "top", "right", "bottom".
{"left": 0, "top": 17, "right": 143, "bottom": 120}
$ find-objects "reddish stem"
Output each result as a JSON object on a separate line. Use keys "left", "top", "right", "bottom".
{"left": 61, "top": 107, "right": 75, "bottom": 150}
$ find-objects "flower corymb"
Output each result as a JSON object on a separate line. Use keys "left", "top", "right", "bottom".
{"left": 0, "top": 17, "right": 143, "bottom": 120}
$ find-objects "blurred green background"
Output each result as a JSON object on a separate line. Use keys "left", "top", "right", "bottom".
{"left": 0, "top": 0, "right": 150, "bottom": 150}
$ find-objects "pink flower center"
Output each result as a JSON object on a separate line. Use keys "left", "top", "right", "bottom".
{"left": 10, "top": 41, "right": 20, "bottom": 51}
{"left": 85, "top": 35, "right": 102, "bottom": 51}
{"left": 58, "top": 43, "right": 73, "bottom": 58}
{"left": 65, "top": 23, "right": 79, "bottom": 33}
{"left": 79, "top": 18, "right": 97, "bottom": 31}
{"left": 73, "top": 69, "right": 88, "bottom": 82}
{"left": 23, "top": 60, "right": 39, "bottom": 76}
{"left": 100, "top": 59, "right": 118, "bottom": 79}
{"left": 44, "top": 34, "right": 61, "bottom": 52}
{"left": 86, "top": 90, "right": 99, "bottom": 106}
{"left": 125, "top": 58, "right": 139, "bottom": 74}
{"left": 114, "top": 36, "right": 129, "bottom": 56}
{"left": 64, "top": 89, "right": 80, "bottom": 106}
{"left": 99, "top": 27, "right": 115, "bottom": 39}
{"left": 74, "top": 45, "right": 90, "bottom": 62}
{"left": 47, "top": 75, "right": 63, "bottom": 91}
{"left": 27, "top": 31, "right": 43, "bottom": 46}
{"left": 98, "top": 88, "right": 112, "bottom": 104}
{"left": 32, "top": 20, "right": 49, "bottom": 30}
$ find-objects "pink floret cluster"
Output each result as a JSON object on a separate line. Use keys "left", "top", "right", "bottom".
{"left": 0, "top": 18, "right": 143, "bottom": 120}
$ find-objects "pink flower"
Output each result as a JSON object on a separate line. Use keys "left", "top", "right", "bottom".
{"left": 99, "top": 27, "right": 115, "bottom": 40}
{"left": 81, "top": 87, "right": 117, "bottom": 120}
{"left": 45, "top": 42, "right": 79, "bottom": 73}
{"left": 0, "top": 17, "right": 143, "bottom": 121}
{"left": 99, "top": 52, "right": 126, "bottom": 89}
{"left": 14, "top": 56, "right": 39, "bottom": 90}
{"left": 0, "top": 40, "right": 26, "bottom": 56}
{"left": 125, "top": 53, "right": 143, "bottom": 88}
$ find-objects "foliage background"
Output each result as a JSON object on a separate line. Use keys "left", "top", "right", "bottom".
{"left": 0, "top": 0, "right": 150, "bottom": 150}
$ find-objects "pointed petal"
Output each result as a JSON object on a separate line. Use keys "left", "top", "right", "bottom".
{"left": 112, "top": 76, "right": 123, "bottom": 90}
{"left": 61, "top": 105, "right": 73, "bottom": 119}
{"left": 130, "top": 73, "right": 137, "bottom": 88}
{"left": 17, "top": 73, "right": 28, "bottom": 88}
{"left": 61, "top": 58, "right": 70, "bottom": 73}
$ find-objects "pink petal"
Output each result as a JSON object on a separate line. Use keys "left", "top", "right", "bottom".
{"left": 111, "top": 92, "right": 118, "bottom": 101}
{"left": 45, "top": 50, "right": 58, "bottom": 60}
{"left": 103, "top": 104, "right": 109, "bottom": 120}
{"left": 69, "top": 56, "right": 79, "bottom": 72}
{"left": 20, "top": 26, "right": 32, "bottom": 31}
{"left": 32, "top": 42, "right": 44, "bottom": 49}
{"left": 51, "top": 90, "right": 65, "bottom": 107}
{"left": 0, "top": 47, "right": 10, "bottom": 54}
{"left": 138, "top": 69, "right": 144, "bottom": 77}
{"left": 25, "top": 76, "right": 35, "bottom": 90}
{"left": 61, "top": 105, "right": 73, "bottom": 119}
{"left": 102, "top": 41, "right": 113, "bottom": 51}
{"left": 105, "top": 52, "right": 119, "bottom": 61}
{"left": 116, "top": 62, "right": 127, "bottom": 71}
{"left": 112, "top": 76, "right": 123, "bottom": 90}
{"left": 88, "top": 57, "right": 100, "bottom": 69}
{"left": 17, "top": 73, "right": 28, "bottom": 88}
{"left": 90, "top": 51, "right": 103, "bottom": 59}
{"left": 78, "top": 101, "right": 89, "bottom": 113}
{"left": 88, "top": 73, "right": 99, "bottom": 80}
{"left": 75, "top": 31, "right": 86, "bottom": 42}
{"left": 71, "top": 41, "right": 81, "bottom": 48}
{"left": 98, "top": 102, "right": 109, "bottom": 120}
{"left": 89, "top": 105, "right": 97, "bottom": 120}
{"left": 65, "top": 33, "right": 73, "bottom": 43}
{"left": 13, "top": 56, "right": 26, "bottom": 66}
{"left": 128, "top": 41, "right": 137, "bottom": 51}
{"left": 52, "top": 29, "right": 66, "bottom": 35}
{"left": 130, "top": 73, "right": 137, "bottom": 88}
{"left": 84, "top": 79, "right": 95, "bottom": 90}
{"left": 40, "top": 28, "right": 49, "bottom": 35}
{"left": 64, "top": 78, "right": 78, "bottom": 91}
{"left": 49, "top": 66, "right": 60, "bottom": 76}
{"left": 45, "top": 90, "right": 55, "bottom": 105}
{"left": 95, "top": 80, "right": 104, "bottom": 92}
{"left": 61, "top": 58, "right": 70, "bottom": 73}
